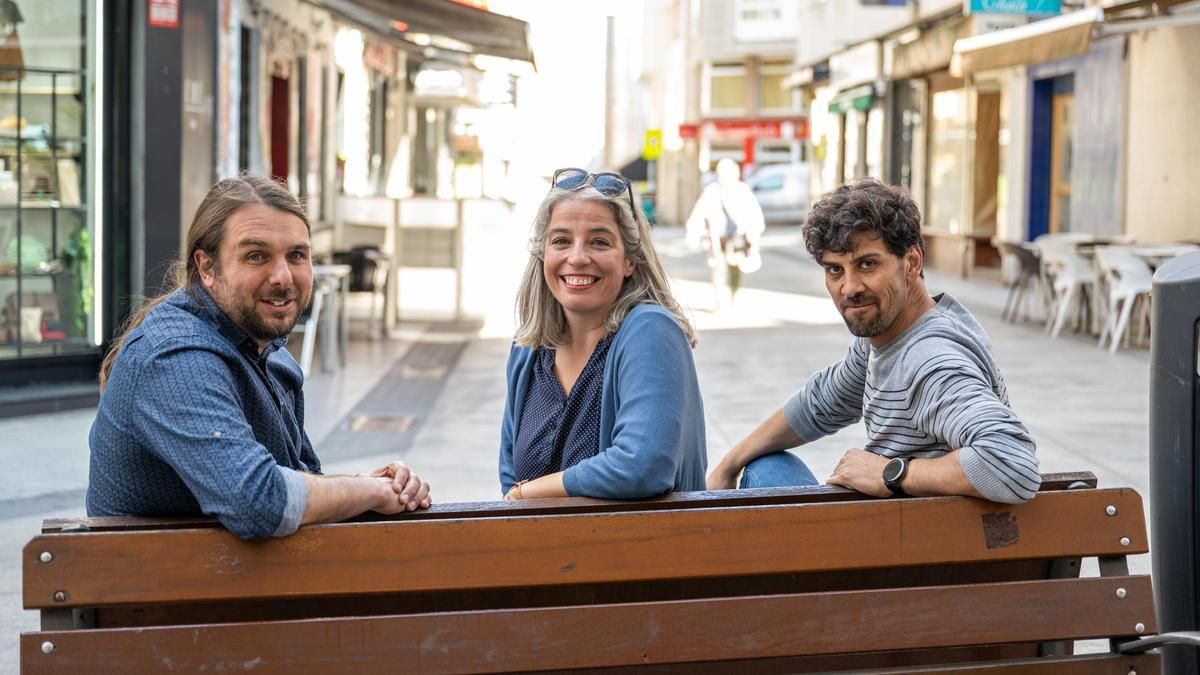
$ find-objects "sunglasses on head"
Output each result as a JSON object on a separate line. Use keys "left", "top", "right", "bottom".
{"left": 551, "top": 168, "right": 637, "bottom": 214}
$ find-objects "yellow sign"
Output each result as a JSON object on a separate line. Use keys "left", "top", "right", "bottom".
{"left": 642, "top": 129, "right": 663, "bottom": 160}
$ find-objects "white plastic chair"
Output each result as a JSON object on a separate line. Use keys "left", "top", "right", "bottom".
{"left": 1037, "top": 239, "right": 1099, "bottom": 339}
{"left": 1094, "top": 247, "right": 1153, "bottom": 353}
{"left": 291, "top": 279, "right": 330, "bottom": 377}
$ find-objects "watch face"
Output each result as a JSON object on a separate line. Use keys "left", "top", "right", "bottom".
{"left": 883, "top": 458, "right": 906, "bottom": 483}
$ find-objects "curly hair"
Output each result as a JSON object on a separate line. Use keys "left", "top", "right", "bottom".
{"left": 803, "top": 179, "right": 924, "bottom": 262}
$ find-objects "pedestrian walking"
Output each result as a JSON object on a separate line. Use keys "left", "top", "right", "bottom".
{"left": 685, "top": 158, "right": 765, "bottom": 310}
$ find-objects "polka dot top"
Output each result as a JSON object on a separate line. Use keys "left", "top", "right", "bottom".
{"left": 512, "top": 334, "right": 613, "bottom": 482}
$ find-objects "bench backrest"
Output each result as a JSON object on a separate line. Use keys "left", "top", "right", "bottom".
{"left": 22, "top": 472, "right": 1160, "bottom": 674}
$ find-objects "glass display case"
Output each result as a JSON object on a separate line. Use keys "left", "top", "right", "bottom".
{"left": 0, "top": 1, "right": 92, "bottom": 360}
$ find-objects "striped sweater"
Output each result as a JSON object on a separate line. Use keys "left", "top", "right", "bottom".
{"left": 783, "top": 294, "right": 1040, "bottom": 503}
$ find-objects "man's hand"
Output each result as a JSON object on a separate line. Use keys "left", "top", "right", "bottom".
{"left": 706, "top": 460, "right": 740, "bottom": 490}
{"left": 367, "top": 460, "right": 432, "bottom": 512}
{"left": 827, "top": 448, "right": 890, "bottom": 498}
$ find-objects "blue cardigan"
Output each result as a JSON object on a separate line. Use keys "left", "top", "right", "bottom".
{"left": 499, "top": 303, "right": 708, "bottom": 499}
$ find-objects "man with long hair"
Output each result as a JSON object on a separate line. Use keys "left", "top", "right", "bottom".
{"left": 88, "top": 175, "right": 431, "bottom": 539}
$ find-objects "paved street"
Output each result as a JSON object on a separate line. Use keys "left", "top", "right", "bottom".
{"left": 0, "top": 225, "right": 1155, "bottom": 669}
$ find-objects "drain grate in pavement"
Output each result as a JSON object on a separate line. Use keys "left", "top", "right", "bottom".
{"left": 347, "top": 415, "right": 416, "bottom": 433}
{"left": 316, "top": 333, "right": 472, "bottom": 463}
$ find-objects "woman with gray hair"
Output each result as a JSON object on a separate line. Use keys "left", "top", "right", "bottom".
{"left": 499, "top": 168, "right": 707, "bottom": 500}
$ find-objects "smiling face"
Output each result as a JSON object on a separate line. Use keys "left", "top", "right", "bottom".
{"left": 819, "top": 232, "right": 925, "bottom": 347}
{"left": 542, "top": 197, "right": 635, "bottom": 329}
{"left": 196, "top": 203, "right": 313, "bottom": 350}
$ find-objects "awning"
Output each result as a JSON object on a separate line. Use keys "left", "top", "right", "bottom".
{"left": 783, "top": 61, "right": 829, "bottom": 90}
{"left": 313, "top": 0, "right": 534, "bottom": 64}
{"left": 953, "top": 7, "right": 1100, "bottom": 75}
{"left": 619, "top": 156, "right": 649, "bottom": 182}
{"left": 954, "top": 0, "right": 1200, "bottom": 75}
{"left": 828, "top": 85, "right": 875, "bottom": 115}
{"left": 890, "top": 15, "right": 971, "bottom": 80}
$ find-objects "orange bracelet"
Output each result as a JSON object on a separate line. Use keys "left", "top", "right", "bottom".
{"left": 508, "top": 480, "right": 529, "bottom": 500}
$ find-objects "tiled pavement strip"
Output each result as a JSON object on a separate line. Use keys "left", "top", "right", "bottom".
{"left": 0, "top": 225, "right": 1156, "bottom": 666}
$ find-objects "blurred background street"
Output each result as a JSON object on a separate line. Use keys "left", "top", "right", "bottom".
{"left": 4, "top": 0, "right": 1199, "bottom": 669}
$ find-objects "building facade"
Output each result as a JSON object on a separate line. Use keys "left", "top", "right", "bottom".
{"left": 0, "top": 0, "right": 531, "bottom": 406}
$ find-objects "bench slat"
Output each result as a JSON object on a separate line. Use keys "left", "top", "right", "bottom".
{"left": 37, "top": 472, "right": 1099, "bottom": 533}
{"left": 544, "top": 651, "right": 1161, "bottom": 675}
{"left": 82, "top": 559, "right": 1059, "bottom": 629}
{"left": 21, "top": 575, "right": 1156, "bottom": 675}
{"left": 23, "top": 488, "right": 1146, "bottom": 609}
{"left": 843, "top": 653, "right": 1161, "bottom": 674}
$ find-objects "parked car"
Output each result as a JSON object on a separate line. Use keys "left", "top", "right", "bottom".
{"left": 747, "top": 163, "right": 810, "bottom": 224}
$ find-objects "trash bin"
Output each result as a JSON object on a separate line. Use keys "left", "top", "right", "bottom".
{"left": 1149, "top": 250, "right": 1200, "bottom": 675}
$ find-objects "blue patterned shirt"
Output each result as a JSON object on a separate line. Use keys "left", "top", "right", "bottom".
{"left": 513, "top": 335, "right": 612, "bottom": 482}
{"left": 87, "top": 287, "right": 317, "bottom": 539}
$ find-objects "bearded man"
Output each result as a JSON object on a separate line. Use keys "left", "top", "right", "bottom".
{"left": 707, "top": 179, "right": 1040, "bottom": 504}
{"left": 88, "top": 176, "right": 431, "bottom": 539}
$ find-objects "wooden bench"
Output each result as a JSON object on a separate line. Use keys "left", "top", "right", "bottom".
{"left": 21, "top": 472, "right": 1171, "bottom": 673}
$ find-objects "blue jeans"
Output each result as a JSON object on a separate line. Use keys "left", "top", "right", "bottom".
{"left": 739, "top": 451, "right": 819, "bottom": 489}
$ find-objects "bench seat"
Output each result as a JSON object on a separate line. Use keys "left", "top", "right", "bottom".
{"left": 21, "top": 472, "right": 1165, "bottom": 674}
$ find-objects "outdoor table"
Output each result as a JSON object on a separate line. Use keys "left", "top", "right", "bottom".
{"left": 1109, "top": 243, "right": 1200, "bottom": 269}
{"left": 312, "top": 264, "right": 351, "bottom": 372}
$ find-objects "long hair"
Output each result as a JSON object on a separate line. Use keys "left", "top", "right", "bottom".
{"left": 98, "top": 175, "right": 310, "bottom": 390}
{"left": 513, "top": 184, "right": 697, "bottom": 349}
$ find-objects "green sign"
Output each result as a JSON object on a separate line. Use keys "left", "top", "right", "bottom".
{"left": 966, "top": 0, "right": 1060, "bottom": 14}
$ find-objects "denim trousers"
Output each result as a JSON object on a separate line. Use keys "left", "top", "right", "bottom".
{"left": 738, "top": 451, "right": 819, "bottom": 489}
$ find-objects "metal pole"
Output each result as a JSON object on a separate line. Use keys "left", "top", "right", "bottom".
{"left": 1149, "top": 250, "right": 1200, "bottom": 675}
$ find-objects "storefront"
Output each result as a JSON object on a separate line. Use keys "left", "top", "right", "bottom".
{"left": 825, "top": 41, "right": 884, "bottom": 188}
{"left": 0, "top": 0, "right": 102, "bottom": 382}
{"left": 686, "top": 118, "right": 806, "bottom": 177}
{"left": 881, "top": 11, "right": 1014, "bottom": 278}
{"left": 953, "top": 6, "right": 1158, "bottom": 244}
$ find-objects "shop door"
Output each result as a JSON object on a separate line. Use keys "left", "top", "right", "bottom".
{"left": 270, "top": 75, "right": 290, "bottom": 183}
{"left": 1048, "top": 93, "right": 1074, "bottom": 234}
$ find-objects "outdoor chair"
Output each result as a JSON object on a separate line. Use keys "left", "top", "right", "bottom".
{"left": 290, "top": 278, "right": 331, "bottom": 377}
{"left": 1036, "top": 239, "right": 1099, "bottom": 340}
{"left": 332, "top": 247, "right": 392, "bottom": 339}
{"left": 1095, "top": 246, "right": 1154, "bottom": 353}
{"left": 994, "top": 240, "right": 1046, "bottom": 323}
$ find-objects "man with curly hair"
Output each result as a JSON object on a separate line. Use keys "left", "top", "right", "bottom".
{"left": 707, "top": 179, "right": 1040, "bottom": 504}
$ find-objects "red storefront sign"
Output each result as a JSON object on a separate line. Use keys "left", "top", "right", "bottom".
{"left": 148, "top": 0, "right": 179, "bottom": 28}
{"left": 678, "top": 118, "right": 809, "bottom": 142}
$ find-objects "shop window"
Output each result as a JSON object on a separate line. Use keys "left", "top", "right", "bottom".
{"left": 928, "top": 88, "right": 968, "bottom": 234}
{"left": 887, "top": 79, "right": 926, "bottom": 199}
{"left": 708, "top": 63, "right": 746, "bottom": 116}
{"left": 865, "top": 105, "right": 884, "bottom": 180}
{"left": 0, "top": 0, "right": 95, "bottom": 360}
{"left": 842, "top": 111, "right": 862, "bottom": 182}
{"left": 368, "top": 75, "right": 388, "bottom": 195}
{"left": 758, "top": 62, "right": 792, "bottom": 115}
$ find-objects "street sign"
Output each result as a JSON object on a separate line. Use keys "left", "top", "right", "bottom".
{"left": 148, "top": 0, "right": 179, "bottom": 28}
{"left": 965, "top": 0, "right": 1060, "bottom": 15}
{"left": 642, "top": 129, "right": 663, "bottom": 161}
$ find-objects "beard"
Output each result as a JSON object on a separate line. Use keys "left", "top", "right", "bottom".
{"left": 840, "top": 296, "right": 891, "bottom": 338}
{"left": 210, "top": 276, "right": 309, "bottom": 344}
{"left": 843, "top": 311, "right": 888, "bottom": 338}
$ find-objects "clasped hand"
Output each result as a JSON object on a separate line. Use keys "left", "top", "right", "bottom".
{"left": 365, "top": 460, "right": 432, "bottom": 513}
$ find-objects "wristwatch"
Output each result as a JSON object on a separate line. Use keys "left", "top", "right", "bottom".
{"left": 882, "top": 457, "right": 910, "bottom": 497}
